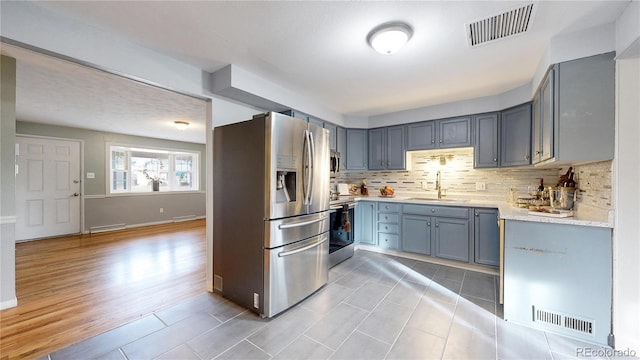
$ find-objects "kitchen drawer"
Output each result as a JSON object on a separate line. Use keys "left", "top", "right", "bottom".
{"left": 378, "top": 233, "right": 399, "bottom": 249}
{"left": 378, "top": 213, "right": 399, "bottom": 223}
{"left": 378, "top": 203, "right": 400, "bottom": 212}
{"left": 403, "top": 204, "right": 469, "bottom": 219}
{"left": 378, "top": 223, "right": 399, "bottom": 234}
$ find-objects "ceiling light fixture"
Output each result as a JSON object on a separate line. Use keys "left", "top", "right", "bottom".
{"left": 174, "top": 120, "right": 189, "bottom": 130}
{"left": 367, "top": 22, "right": 413, "bottom": 55}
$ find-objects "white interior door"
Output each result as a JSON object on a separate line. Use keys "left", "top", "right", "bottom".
{"left": 15, "top": 136, "right": 81, "bottom": 241}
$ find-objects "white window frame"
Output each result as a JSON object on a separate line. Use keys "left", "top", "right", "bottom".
{"left": 107, "top": 143, "right": 200, "bottom": 195}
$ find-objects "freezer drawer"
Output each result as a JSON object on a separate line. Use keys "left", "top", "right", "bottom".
{"left": 265, "top": 211, "right": 329, "bottom": 248}
{"left": 264, "top": 233, "right": 329, "bottom": 317}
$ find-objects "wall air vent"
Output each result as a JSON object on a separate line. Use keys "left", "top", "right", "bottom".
{"left": 533, "top": 306, "right": 595, "bottom": 336}
{"left": 467, "top": 3, "right": 535, "bottom": 47}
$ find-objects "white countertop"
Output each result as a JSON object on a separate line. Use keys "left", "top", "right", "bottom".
{"left": 352, "top": 194, "right": 613, "bottom": 228}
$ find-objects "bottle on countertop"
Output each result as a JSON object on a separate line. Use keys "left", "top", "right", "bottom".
{"left": 537, "top": 178, "right": 545, "bottom": 192}
{"left": 565, "top": 171, "right": 576, "bottom": 188}
{"left": 360, "top": 179, "right": 368, "bottom": 196}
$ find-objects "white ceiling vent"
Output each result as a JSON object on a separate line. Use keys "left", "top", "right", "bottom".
{"left": 466, "top": 3, "right": 536, "bottom": 47}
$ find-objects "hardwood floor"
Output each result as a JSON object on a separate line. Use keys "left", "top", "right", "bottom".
{"left": 0, "top": 219, "right": 207, "bottom": 360}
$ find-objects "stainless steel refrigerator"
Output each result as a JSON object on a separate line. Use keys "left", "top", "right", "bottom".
{"left": 213, "top": 112, "right": 330, "bottom": 317}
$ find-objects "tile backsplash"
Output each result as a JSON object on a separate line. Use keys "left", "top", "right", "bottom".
{"left": 334, "top": 147, "right": 613, "bottom": 216}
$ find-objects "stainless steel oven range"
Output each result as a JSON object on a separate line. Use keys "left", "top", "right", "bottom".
{"left": 329, "top": 197, "right": 355, "bottom": 268}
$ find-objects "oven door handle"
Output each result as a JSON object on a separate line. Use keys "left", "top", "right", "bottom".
{"left": 278, "top": 237, "right": 327, "bottom": 257}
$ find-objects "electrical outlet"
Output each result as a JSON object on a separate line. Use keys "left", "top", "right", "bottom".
{"left": 159, "top": 208, "right": 164, "bottom": 213}
{"left": 86, "top": 172, "right": 95, "bottom": 179}
{"left": 421, "top": 181, "right": 429, "bottom": 190}
{"left": 253, "top": 293, "right": 259, "bottom": 308}
{"left": 476, "top": 182, "right": 486, "bottom": 191}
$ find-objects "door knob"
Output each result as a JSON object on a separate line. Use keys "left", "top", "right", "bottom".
{"left": 72, "top": 193, "right": 80, "bottom": 197}
{"left": 73, "top": 180, "right": 80, "bottom": 184}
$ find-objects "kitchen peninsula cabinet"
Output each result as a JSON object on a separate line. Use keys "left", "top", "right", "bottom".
{"left": 501, "top": 103, "right": 532, "bottom": 167}
{"left": 532, "top": 52, "right": 615, "bottom": 166}
{"left": 345, "top": 129, "right": 368, "bottom": 170}
{"left": 473, "top": 113, "right": 500, "bottom": 168}
{"left": 368, "top": 126, "right": 406, "bottom": 170}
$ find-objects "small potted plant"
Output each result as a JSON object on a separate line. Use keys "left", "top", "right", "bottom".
{"left": 142, "top": 169, "right": 164, "bottom": 191}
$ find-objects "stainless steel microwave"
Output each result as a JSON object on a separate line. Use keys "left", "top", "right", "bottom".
{"left": 330, "top": 150, "right": 340, "bottom": 174}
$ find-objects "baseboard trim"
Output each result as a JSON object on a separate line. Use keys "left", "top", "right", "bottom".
{"left": 0, "top": 297, "right": 18, "bottom": 310}
{"left": 87, "top": 216, "right": 205, "bottom": 234}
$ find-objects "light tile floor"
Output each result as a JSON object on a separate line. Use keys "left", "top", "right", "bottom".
{"left": 43, "top": 250, "right": 621, "bottom": 360}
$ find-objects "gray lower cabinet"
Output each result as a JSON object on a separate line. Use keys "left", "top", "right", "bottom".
{"left": 401, "top": 215, "right": 431, "bottom": 255}
{"left": 356, "top": 201, "right": 376, "bottom": 245}
{"left": 377, "top": 203, "right": 400, "bottom": 250}
{"left": 473, "top": 208, "right": 499, "bottom": 267}
{"left": 434, "top": 217, "right": 469, "bottom": 262}
{"left": 346, "top": 129, "right": 368, "bottom": 170}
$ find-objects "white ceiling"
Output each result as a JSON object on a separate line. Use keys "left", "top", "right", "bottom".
{"left": 2, "top": 1, "right": 630, "bottom": 143}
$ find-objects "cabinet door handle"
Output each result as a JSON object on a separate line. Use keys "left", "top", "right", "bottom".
{"left": 431, "top": 140, "right": 435, "bottom": 144}
{"left": 493, "top": 157, "right": 497, "bottom": 162}
{"left": 535, "top": 151, "right": 541, "bottom": 155}
{"left": 427, "top": 222, "right": 431, "bottom": 226}
{"left": 525, "top": 155, "right": 530, "bottom": 160}
{"left": 435, "top": 223, "right": 439, "bottom": 228}
{"left": 439, "top": 139, "right": 443, "bottom": 143}
{"left": 384, "top": 226, "right": 388, "bottom": 230}
{"left": 475, "top": 212, "right": 479, "bottom": 217}
{"left": 431, "top": 209, "right": 435, "bottom": 213}
{"left": 385, "top": 216, "right": 388, "bottom": 220}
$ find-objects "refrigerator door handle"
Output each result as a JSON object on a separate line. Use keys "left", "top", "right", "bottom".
{"left": 302, "top": 130, "right": 313, "bottom": 206}
{"left": 278, "top": 216, "right": 325, "bottom": 230}
{"left": 307, "top": 130, "right": 315, "bottom": 205}
{"left": 278, "top": 237, "right": 327, "bottom": 257}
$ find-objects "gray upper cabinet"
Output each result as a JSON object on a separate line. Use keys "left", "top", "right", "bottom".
{"left": 406, "top": 117, "right": 471, "bottom": 151}
{"left": 532, "top": 52, "right": 614, "bottom": 166}
{"left": 500, "top": 103, "right": 532, "bottom": 167}
{"left": 346, "top": 129, "right": 368, "bottom": 170}
{"left": 368, "top": 126, "right": 406, "bottom": 170}
{"left": 473, "top": 208, "right": 499, "bottom": 267}
{"left": 308, "top": 116, "right": 324, "bottom": 128}
{"left": 336, "top": 126, "right": 347, "bottom": 171}
{"left": 439, "top": 117, "right": 472, "bottom": 148}
{"left": 325, "top": 123, "right": 337, "bottom": 151}
{"left": 406, "top": 121, "right": 436, "bottom": 150}
{"left": 473, "top": 113, "right": 499, "bottom": 168}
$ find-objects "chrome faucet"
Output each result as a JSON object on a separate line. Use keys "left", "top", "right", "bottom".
{"left": 436, "top": 170, "right": 442, "bottom": 199}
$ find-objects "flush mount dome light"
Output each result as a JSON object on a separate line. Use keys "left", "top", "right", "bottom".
{"left": 367, "top": 22, "right": 413, "bottom": 55}
{"left": 174, "top": 120, "right": 189, "bottom": 130}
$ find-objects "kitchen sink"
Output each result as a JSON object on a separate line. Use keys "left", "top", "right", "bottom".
{"left": 405, "top": 197, "right": 469, "bottom": 202}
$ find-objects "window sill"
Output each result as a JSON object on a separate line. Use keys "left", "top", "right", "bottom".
{"left": 85, "top": 191, "right": 205, "bottom": 199}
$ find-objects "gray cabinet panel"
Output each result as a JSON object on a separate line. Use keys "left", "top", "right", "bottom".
{"left": 540, "top": 69, "right": 554, "bottom": 162}
{"left": 356, "top": 202, "right": 376, "bottom": 245}
{"left": 336, "top": 126, "right": 347, "bottom": 171}
{"left": 407, "top": 121, "right": 436, "bottom": 150}
{"left": 434, "top": 217, "right": 469, "bottom": 262}
{"left": 308, "top": 116, "right": 324, "bottom": 128}
{"left": 439, "top": 117, "right": 472, "bottom": 148}
{"left": 346, "top": 129, "right": 368, "bottom": 170}
{"left": 368, "top": 128, "right": 386, "bottom": 170}
{"left": 556, "top": 52, "right": 615, "bottom": 162}
{"left": 325, "top": 123, "right": 337, "bottom": 151}
{"left": 378, "top": 233, "right": 400, "bottom": 249}
{"left": 474, "top": 113, "right": 499, "bottom": 168}
{"left": 473, "top": 208, "right": 499, "bottom": 267}
{"left": 500, "top": 103, "right": 532, "bottom": 167}
{"left": 401, "top": 215, "right": 431, "bottom": 255}
{"left": 387, "top": 125, "right": 406, "bottom": 170}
